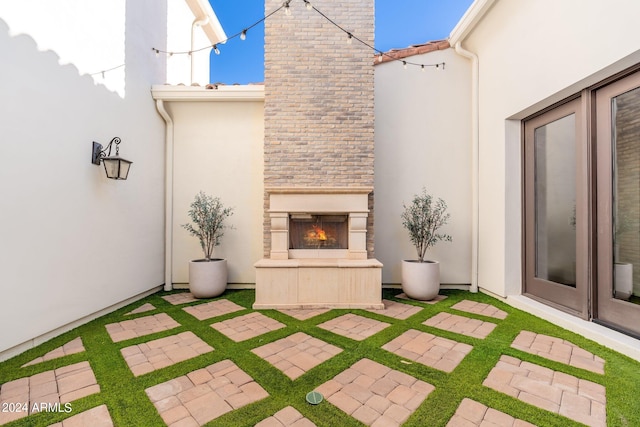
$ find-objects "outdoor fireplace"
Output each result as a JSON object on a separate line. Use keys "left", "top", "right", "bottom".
{"left": 254, "top": 188, "right": 383, "bottom": 309}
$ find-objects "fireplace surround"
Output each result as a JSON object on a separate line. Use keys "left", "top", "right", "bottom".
{"left": 253, "top": 187, "right": 383, "bottom": 309}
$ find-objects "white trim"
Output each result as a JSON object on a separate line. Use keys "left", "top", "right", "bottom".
{"left": 0, "top": 286, "right": 163, "bottom": 362}
{"left": 184, "top": 0, "right": 227, "bottom": 45}
{"left": 448, "top": 0, "right": 498, "bottom": 46}
{"left": 151, "top": 85, "right": 265, "bottom": 102}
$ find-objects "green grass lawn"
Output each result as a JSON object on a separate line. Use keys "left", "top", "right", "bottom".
{"left": 1, "top": 289, "right": 639, "bottom": 426}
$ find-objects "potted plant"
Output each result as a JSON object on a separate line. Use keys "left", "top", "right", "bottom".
{"left": 401, "top": 189, "right": 452, "bottom": 300}
{"left": 182, "top": 191, "right": 234, "bottom": 298}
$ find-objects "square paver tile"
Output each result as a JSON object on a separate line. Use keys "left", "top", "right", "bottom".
{"left": 49, "top": 404, "right": 114, "bottom": 427}
{"left": 446, "top": 398, "right": 536, "bottom": 427}
{"left": 483, "top": 355, "right": 606, "bottom": 427}
{"left": 121, "top": 332, "right": 214, "bottom": 376}
{"left": 0, "top": 362, "right": 100, "bottom": 425}
{"left": 211, "top": 312, "right": 286, "bottom": 342}
{"left": 277, "top": 308, "right": 331, "bottom": 321}
{"left": 183, "top": 299, "right": 245, "bottom": 321}
{"left": 146, "top": 360, "right": 268, "bottom": 426}
{"left": 255, "top": 406, "right": 317, "bottom": 426}
{"left": 317, "top": 314, "right": 390, "bottom": 341}
{"left": 22, "top": 338, "right": 85, "bottom": 367}
{"left": 105, "top": 313, "right": 180, "bottom": 343}
{"left": 161, "top": 293, "right": 199, "bottom": 305}
{"left": 423, "top": 312, "right": 497, "bottom": 339}
{"left": 366, "top": 299, "right": 423, "bottom": 320}
{"left": 316, "top": 358, "right": 434, "bottom": 426}
{"left": 511, "top": 331, "right": 605, "bottom": 374}
{"left": 252, "top": 332, "right": 342, "bottom": 380}
{"left": 382, "top": 329, "right": 473, "bottom": 373}
{"left": 451, "top": 300, "right": 508, "bottom": 320}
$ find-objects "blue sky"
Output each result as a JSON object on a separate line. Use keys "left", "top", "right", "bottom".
{"left": 208, "top": 0, "right": 474, "bottom": 84}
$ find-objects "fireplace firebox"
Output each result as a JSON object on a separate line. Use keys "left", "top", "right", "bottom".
{"left": 289, "top": 214, "right": 348, "bottom": 250}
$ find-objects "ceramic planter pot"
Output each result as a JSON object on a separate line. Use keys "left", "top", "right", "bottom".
{"left": 401, "top": 260, "right": 440, "bottom": 301}
{"left": 189, "top": 258, "right": 227, "bottom": 298}
{"left": 614, "top": 262, "right": 633, "bottom": 300}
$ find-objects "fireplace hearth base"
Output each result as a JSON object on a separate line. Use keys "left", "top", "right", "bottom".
{"left": 253, "top": 258, "right": 383, "bottom": 309}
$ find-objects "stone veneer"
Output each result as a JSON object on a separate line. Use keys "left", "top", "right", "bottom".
{"left": 264, "top": 0, "right": 375, "bottom": 257}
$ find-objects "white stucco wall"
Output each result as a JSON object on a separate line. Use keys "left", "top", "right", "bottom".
{"left": 374, "top": 48, "right": 472, "bottom": 284}
{"left": 461, "top": 0, "right": 640, "bottom": 296}
{"left": 0, "top": 1, "right": 169, "bottom": 357}
{"left": 160, "top": 91, "right": 265, "bottom": 284}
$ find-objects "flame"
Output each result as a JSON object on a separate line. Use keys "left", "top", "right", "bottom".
{"left": 311, "top": 224, "right": 327, "bottom": 241}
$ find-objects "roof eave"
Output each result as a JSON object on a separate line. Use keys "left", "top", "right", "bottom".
{"left": 185, "top": 0, "right": 227, "bottom": 45}
{"left": 448, "top": 0, "right": 498, "bottom": 46}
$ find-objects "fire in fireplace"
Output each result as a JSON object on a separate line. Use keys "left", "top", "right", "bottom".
{"left": 289, "top": 214, "right": 348, "bottom": 250}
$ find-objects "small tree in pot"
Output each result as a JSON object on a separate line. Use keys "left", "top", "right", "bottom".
{"left": 401, "top": 188, "right": 451, "bottom": 300}
{"left": 182, "top": 191, "right": 234, "bottom": 298}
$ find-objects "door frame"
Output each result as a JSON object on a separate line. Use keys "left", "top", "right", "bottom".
{"left": 523, "top": 97, "right": 590, "bottom": 319}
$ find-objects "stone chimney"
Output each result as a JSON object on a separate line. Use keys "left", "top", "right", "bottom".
{"left": 263, "top": 0, "right": 375, "bottom": 257}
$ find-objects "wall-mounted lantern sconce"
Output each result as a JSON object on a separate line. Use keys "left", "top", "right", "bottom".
{"left": 91, "top": 137, "right": 132, "bottom": 180}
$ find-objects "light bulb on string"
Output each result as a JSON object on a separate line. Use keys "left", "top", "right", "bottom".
{"left": 403, "top": 61, "right": 407, "bottom": 70}
{"left": 240, "top": 30, "right": 247, "bottom": 41}
{"left": 378, "top": 54, "right": 383, "bottom": 63}
{"left": 284, "top": 1, "right": 291, "bottom": 15}
{"left": 347, "top": 33, "right": 353, "bottom": 44}
{"left": 305, "top": 0, "right": 312, "bottom": 10}
{"left": 421, "top": 65, "right": 425, "bottom": 72}
{"left": 213, "top": 44, "right": 220, "bottom": 55}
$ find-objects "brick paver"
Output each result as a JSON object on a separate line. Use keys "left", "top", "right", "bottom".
{"left": 317, "top": 314, "right": 390, "bottom": 341}
{"left": 382, "top": 329, "right": 473, "bottom": 373}
{"left": 255, "top": 406, "right": 317, "bottom": 427}
{"left": 126, "top": 303, "right": 156, "bottom": 315}
{"left": 0, "top": 362, "right": 100, "bottom": 424}
{"left": 183, "top": 299, "right": 245, "bottom": 321}
{"left": 252, "top": 332, "right": 342, "bottom": 380}
{"left": 366, "top": 299, "right": 423, "bottom": 320}
{"left": 105, "top": 313, "right": 180, "bottom": 342}
{"left": 483, "top": 355, "right": 606, "bottom": 427}
{"left": 47, "top": 404, "right": 114, "bottom": 427}
{"left": 161, "top": 293, "right": 199, "bottom": 305}
{"left": 423, "top": 312, "right": 497, "bottom": 339}
{"left": 316, "top": 358, "right": 434, "bottom": 426}
{"left": 121, "top": 332, "right": 214, "bottom": 377}
{"left": 277, "top": 308, "right": 331, "bottom": 321}
{"left": 145, "top": 360, "right": 268, "bottom": 426}
{"left": 511, "top": 331, "right": 605, "bottom": 374}
{"left": 446, "top": 398, "right": 536, "bottom": 427}
{"left": 211, "top": 312, "right": 286, "bottom": 342}
{"left": 451, "top": 300, "right": 508, "bottom": 320}
{"left": 22, "top": 338, "right": 85, "bottom": 367}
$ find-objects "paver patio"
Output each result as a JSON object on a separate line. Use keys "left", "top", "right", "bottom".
{"left": 483, "top": 355, "right": 606, "bottom": 427}
{"left": 252, "top": 332, "right": 343, "bottom": 379}
{"left": 316, "top": 358, "right": 435, "bottom": 426}
{"left": 1, "top": 290, "right": 634, "bottom": 426}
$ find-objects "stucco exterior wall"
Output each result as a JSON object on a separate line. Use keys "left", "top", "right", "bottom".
{"left": 168, "top": 96, "right": 265, "bottom": 284}
{"left": 374, "top": 48, "right": 472, "bottom": 284}
{"left": 0, "top": 1, "right": 168, "bottom": 357}
{"left": 462, "top": 0, "right": 640, "bottom": 296}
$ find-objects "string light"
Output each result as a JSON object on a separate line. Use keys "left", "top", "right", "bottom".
{"left": 149, "top": 0, "right": 445, "bottom": 73}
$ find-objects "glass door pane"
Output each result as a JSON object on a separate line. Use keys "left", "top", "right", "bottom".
{"left": 534, "top": 115, "right": 577, "bottom": 286}
{"left": 612, "top": 87, "right": 640, "bottom": 302}
{"left": 524, "top": 97, "right": 586, "bottom": 316}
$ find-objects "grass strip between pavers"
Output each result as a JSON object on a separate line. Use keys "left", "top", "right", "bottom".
{"left": 1, "top": 289, "right": 639, "bottom": 427}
